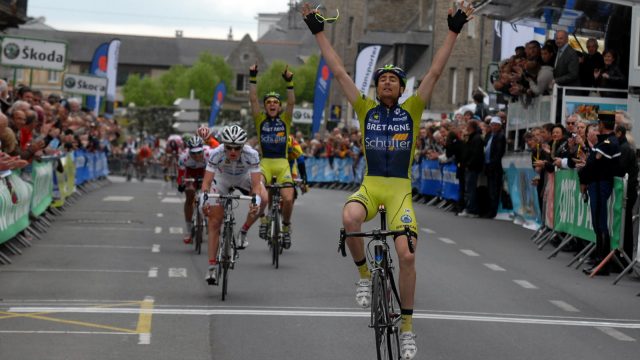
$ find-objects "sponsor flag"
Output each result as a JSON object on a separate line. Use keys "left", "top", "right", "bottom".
{"left": 311, "top": 57, "right": 332, "bottom": 136}
{"left": 354, "top": 45, "right": 381, "bottom": 96}
{"left": 85, "top": 42, "right": 109, "bottom": 111}
{"left": 208, "top": 82, "right": 226, "bottom": 127}
{"left": 104, "top": 39, "right": 121, "bottom": 117}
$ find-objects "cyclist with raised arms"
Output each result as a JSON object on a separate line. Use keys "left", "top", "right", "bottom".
{"left": 197, "top": 126, "right": 220, "bottom": 149}
{"left": 200, "top": 125, "right": 267, "bottom": 284}
{"left": 177, "top": 135, "right": 213, "bottom": 244}
{"left": 248, "top": 64, "right": 296, "bottom": 249}
{"left": 302, "top": 2, "right": 473, "bottom": 359}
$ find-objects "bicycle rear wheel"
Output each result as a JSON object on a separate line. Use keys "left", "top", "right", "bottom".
{"left": 221, "top": 223, "right": 233, "bottom": 301}
{"left": 371, "top": 271, "right": 396, "bottom": 360}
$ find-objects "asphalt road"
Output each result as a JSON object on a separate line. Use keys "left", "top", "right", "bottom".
{"left": 1, "top": 177, "right": 639, "bottom": 360}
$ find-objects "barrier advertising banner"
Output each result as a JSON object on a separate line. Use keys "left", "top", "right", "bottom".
{"left": 553, "top": 169, "right": 623, "bottom": 249}
{"left": 502, "top": 155, "right": 542, "bottom": 227}
{"left": 30, "top": 161, "right": 54, "bottom": 217}
{"left": 0, "top": 173, "right": 33, "bottom": 244}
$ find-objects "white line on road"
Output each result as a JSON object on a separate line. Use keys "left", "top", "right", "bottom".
{"left": 161, "top": 197, "right": 183, "bottom": 204}
{"left": 169, "top": 227, "right": 183, "bottom": 234}
{"left": 0, "top": 330, "right": 136, "bottom": 335}
{"left": 483, "top": 263, "right": 506, "bottom": 271}
{"left": 157, "top": 213, "right": 163, "bottom": 218}
{"left": 102, "top": 196, "right": 134, "bottom": 202}
{"left": 151, "top": 244, "right": 160, "bottom": 253}
{"left": 7, "top": 307, "right": 640, "bottom": 330}
{"left": 167, "top": 192, "right": 177, "bottom": 196}
{"left": 154, "top": 227, "right": 162, "bottom": 234}
{"left": 421, "top": 228, "right": 436, "bottom": 234}
{"left": 460, "top": 249, "right": 480, "bottom": 257}
{"left": 169, "top": 268, "right": 187, "bottom": 278}
{"left": 157, "top": 192, "right": 163, "bottom": 196}
{"left": 148, "top": 267, "right": 158, "bottom": 278}
{"left": 0, "top": 268, "right": 148, "bottom": 274}
{"left": 438, "top": 237, "right": 456, "bottom": 244}
{"left": 596, "top": 327, "right": 636, "bottom": 341}
{"left": 37, "top": 244, "right": 150, "bottom": 250}
{"left": 513, "top": 280, "right": 538, "bottom": 289}
{"left": 549, "top": 300, "right": 580, "bottom": 313}
{"left": 64, "top": 226, "right": 152, "bottom": 232}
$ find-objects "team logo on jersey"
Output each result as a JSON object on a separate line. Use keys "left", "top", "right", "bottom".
{"left": 400, "top": 214, "right": 413, "bottom": 224}
{"left": 394, "top": 108, "right": 401, "bottom": 115}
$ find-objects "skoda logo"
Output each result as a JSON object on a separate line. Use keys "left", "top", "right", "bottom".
{"left": 64, "top": 77, "right": 76, "bottom": 89}
{"left": 3, "top": 43, "right": 20, "bottom": 60}
{"left": 293, "top": 110, "right": 301, "bottom": 119}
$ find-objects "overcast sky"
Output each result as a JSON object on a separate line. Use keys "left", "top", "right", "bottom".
{"left": 27, "top": 0, "right": 292, "bottom": 40}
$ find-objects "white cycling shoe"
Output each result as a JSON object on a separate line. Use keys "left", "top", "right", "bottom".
{"left": 355, "top": 278, "right": 371, "bottom": 308}
{"left": 400, "top": 332, "right": 417, "bottom": 359}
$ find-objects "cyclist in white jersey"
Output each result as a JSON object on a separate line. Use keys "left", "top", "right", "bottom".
{"left": 177, "top": 136, "right": 213, "bottom": 244}
{"left": 201, "top": 125, "right": 267, "bottom": 284}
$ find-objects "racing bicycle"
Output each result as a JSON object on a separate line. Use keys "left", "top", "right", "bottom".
{"left": 264, "top": 176, "right": 297, "bottom": 269}
{"left": 339, "top": 205, "right": 414, "bottom": 360}
{"left": 185, "top": 178, "right": 204, "bottom": 254}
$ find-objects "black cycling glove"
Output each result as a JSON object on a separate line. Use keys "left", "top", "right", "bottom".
{"left": 447, "top": 9, "right": 469, "bottom": 34}
{"left": 249, "top": 67, "right": 258, "bottom": 78}
{"left": 177, "top": 184, "right": 185, "bottom": 193}
{"left": 282, "top": 70, "right": 293, "bottom": 82}
{"left": 303, "top": 12, "right": 324, "bottom": 34}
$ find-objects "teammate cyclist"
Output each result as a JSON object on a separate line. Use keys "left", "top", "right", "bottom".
{"left": 177, "top": 135, "right": 213, "bottom": 244}
{"left": 248, "top": 64, "right": 296, "bottom": 249}
{"left": 200, "top": 125, "right": 267, "bottom": 284}
{"left": 197, "top": 126, "right": 220, "bottom": 149}
{"left": 302, "top": 2, "right": 473, "bottom": 359}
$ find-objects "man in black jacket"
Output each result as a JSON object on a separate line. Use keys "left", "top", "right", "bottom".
{"left": 459, "top": 120, "right": 484, "bottom": 218}
{"left": 615, "top": 125, "right": 638, "bottom": 260}
{"left": 484, "top": 117, "right": 507, "bottom": 218}
{"left": 579, "top": 113, "right": 621, "bottom": 276}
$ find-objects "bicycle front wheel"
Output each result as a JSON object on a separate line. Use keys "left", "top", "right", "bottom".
{"left": 195, "top": 208, "right": 203, "bottom": 254}
{"left": 270, "top": 210, "right": 280, "bottom": 269}
{"left": 221, "top": 223, "right": 233, "bottom": 301}
{"left": 371, "top": 271, "right": 397, "bottom": 360}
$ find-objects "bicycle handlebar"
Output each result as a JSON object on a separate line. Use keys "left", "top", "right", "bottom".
{"left": 184, "top": 177, "right": 203, "bottom": 183}
{"left": 265, "top": 182, "right": 297, "bottom": 189}
{"left": 203, "top": 193, "right": 256, "bottom": 204}
{"left": 338, "top": 226, "right": 415, "bottom": 257}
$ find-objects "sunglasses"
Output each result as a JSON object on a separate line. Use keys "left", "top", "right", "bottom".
{"left": 566, "top": 122, "right": 576, "bottom": 125}
{"left": 315, "top": 4, "right": 339, "bottom": 23}
{"left": 225, "top": 145, "right": 242, "bottom": 151}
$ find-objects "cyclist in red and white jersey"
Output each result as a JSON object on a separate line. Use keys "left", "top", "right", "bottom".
{"left": 177, "top": 135, "right": 213, "bottom": 244}
{"left": 197, "top": 126, "right": 220, "bottom": 149}
{"left": 200, "top": 125, "right": 267, "bottom": 284}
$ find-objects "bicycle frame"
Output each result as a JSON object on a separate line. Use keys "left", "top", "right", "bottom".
{"left": 265, "top": 176, "right": 296, "bottom": 269}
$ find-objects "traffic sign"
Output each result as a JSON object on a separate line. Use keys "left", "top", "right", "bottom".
{"left": 0, "top": 36, "right": 67, "bottom": 71}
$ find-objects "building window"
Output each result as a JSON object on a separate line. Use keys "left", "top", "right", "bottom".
{"left": 449, "top": 68, "right": 457, "bottom": 105}
{"left": 465, "top": 68, "right": 474, "bottom": 103}
{"left": 348, "top": 16, "right": 355, "bottom": 46}
{"left": 48, "top": 70, "right": 60, "bottom": 83}
{"left": 15, "top": 68, "right": 24, "bottom": 82}
{"left": 236, "top": 74, "right": 248, "bottom": 92}
{"left": 467, "top": 18, "right": 476, "bottom": 38}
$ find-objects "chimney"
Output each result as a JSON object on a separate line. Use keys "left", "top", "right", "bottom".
{"left": 228, "top": 27, "right": 233, "bottom": 41}
{"left": 175, "top": 30, "right": 183, "bottom": 38}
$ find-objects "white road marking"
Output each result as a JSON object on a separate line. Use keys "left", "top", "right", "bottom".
{"left": 7, "top": 307, "right": 640, "bottom": 330}
{"left": 484, "top": 263, "right": 506, "bottom": 271}
{"left": 157, "top": 213, "right": 163, "bottom": 218}
{"left": 513, "top": 280, "right": 538, "bottom": 289}
{"left": 421, "top": 228, "right": 436, "bottom": 234}
{"left": 549, "top": 300, "right": 580, "bottom": 313}
{"left": 154, "top": 227, "right": 162, "bottom": 234}
{"left": 0, "top": 268, "right": 147, "bottom": 274}
{"left": 169, "top": 227, "right": 183, "bottom": 234}
{"left": 460, "top": 249, "right": 480, "bottom": 257}
{"left": 169, "top": 268, "right": 187, "bottom": 278}
{"left": 167, "top": 192, "right": 177, "bottom": 196}
{"left": 0, "top": 330, "right": 136, "bottom": 335}
{"left": 38, "top": 244, "right": 150, "bottom": 250}
{"left": 438, "top": 237, "right": 456, "bottom": 244}
{"left": 102, "top": 196, "right": 134, "bottom": 202}
{"left": 151, "top": 244, "right": 160, "bottom": 253}
{"left": 138, "top": 333, "right": 151, "bottom": 344}
{"left": 161, "top": 197, "right": 182, "bottom": 204}
{"left": 596, "top": 327, "right": 636, "bottom": 341}
{"left": 65, "top": 226, "right": 152, "bottom": 232}
{"left": 157, "top": 192, "right": 163, "bottom": 196}
{"left": 148, "top": 267, "right": 158, "bottom": 278}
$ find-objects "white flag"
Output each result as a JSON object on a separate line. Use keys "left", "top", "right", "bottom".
{"left": 106, "top": 39, "right": 120, "bottom": 102}
{"left": 354, "top": 45, "right": 381, "bottom": 96}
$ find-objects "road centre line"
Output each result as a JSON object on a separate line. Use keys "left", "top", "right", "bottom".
{"left": 513, "top": 280, "right": 538, "bottom": 289}
{"left": 549, "top": 300, "right": 580, "bottom": 313}
{"left": 483, "top": 263, "right": 506, "bottom": 271}
{"left": 152, "top": 244, "right": 160, "bottom": 253}
{"left": 460, "top": 249, "right": 480, "bottom": 257}
{"left": 155, "top": 227, "right": 162, "bottom": 234}
{"left": 438, "top": 237, "right": 456, "bottom": 244}
{"left": 148, "top": 267, "right": 158, "bottom": 278}
{"left": 157, "top": 213, "right": 163, "bottom": 217}
{"left": 596, "top": 327, "right": 636, "bottom": 341}
{"left": 63, "top": 226, "right": 152, "bottom": 232}
{"left": 0, "top": 330, "right": 136, "bottom": 335}
{"left": 421, "top": 228, "right": 436, "bottom": 234}
{"left": 7, "top": 307, "right": 640, "bottom": 330}
{"left": 0, "top": 268, "right": 148, "bottom": 274}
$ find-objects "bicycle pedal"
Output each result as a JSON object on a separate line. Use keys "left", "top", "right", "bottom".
{"left": 206, "top": 277, "right": 217, "bottom": 286}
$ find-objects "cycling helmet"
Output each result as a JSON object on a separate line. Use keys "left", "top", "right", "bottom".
{"left": 186, "top": 135, "right": 204, "bottom": 153}
{"left": 263, "top": 91, "right": 282, "bottom": 104}
{"left": 197, "top": 126, "right": 211, "bottom": 140}
{"left": 373, "top": 64, "right": 407, "bottom": 87}
{"left": 220, "top": 125, "right": 247, "bottom": 145}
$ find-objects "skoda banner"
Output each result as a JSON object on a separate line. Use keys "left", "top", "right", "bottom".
{"left": 0, "top": 36, "right": 67, "bottom": 71}
{"left": 62, "top": 73, "right": 108, "bottom": 97}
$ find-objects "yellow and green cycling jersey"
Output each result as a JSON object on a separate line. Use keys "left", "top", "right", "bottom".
{"left": 347, "top": 94, "right": 426, "bottom": 234}
{"left": 254, "top": 112, "right": 291, "bottom": 159}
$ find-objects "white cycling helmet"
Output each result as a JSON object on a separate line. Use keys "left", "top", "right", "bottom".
{"left": 220, "top": 125, "right": 247, "bottom": 145}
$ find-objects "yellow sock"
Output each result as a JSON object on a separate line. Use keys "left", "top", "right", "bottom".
{"left": 400, "top": 310, "right": 413, "bottom": 333}
{"left": 260, "top": 216, "right": 268, "bottom": 225}
{"left": 355, "top": 258, "right": 370, "bottom": 279}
